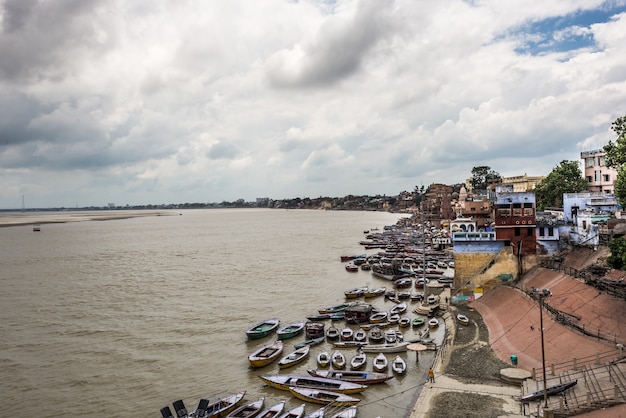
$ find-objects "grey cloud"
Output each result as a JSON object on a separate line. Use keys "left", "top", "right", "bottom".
{"left": 265, "top": 0, "right": 395, "bottom": 88}
{"left": 207, "top": 141, "right": 241, "bottom": 160}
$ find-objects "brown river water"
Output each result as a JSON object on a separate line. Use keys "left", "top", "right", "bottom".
{"left": 0, "top": 209, "right": 442, "bottom": 417}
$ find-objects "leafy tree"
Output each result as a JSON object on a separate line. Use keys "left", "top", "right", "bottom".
{"left": 604, "top": 115, "right": 626, "bottom": 206}
{"left": 534, "top": 160, "right": 588, "bottom": 210}
{"left": 470, "top": 166, "right": 501, "bottom": 190}
{"left": 607, "top": 237, "right": 626, "bottom": 270}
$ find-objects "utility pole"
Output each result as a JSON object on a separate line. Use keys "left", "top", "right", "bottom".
{"left": 532, "top": 287, "right": 552, "bottom": 409}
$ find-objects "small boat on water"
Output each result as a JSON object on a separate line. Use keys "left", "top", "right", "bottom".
{"left": 277, "top": 403, "right": 306, "bottom": 418}
{"left": 412, "top": 316, "right": 425, "bottom": 327}
{"left": 340, "top": 254, "right": 367, "bottom": 262}
{"left": 295, "top": 336, "right": 325, "bottom": 349}
{"left": 225, "top": 397, "right": 265, "bottom": 418}
{"left": 340, "top": 327, "right": 354, "bottom": 341}
{"left": 32, "top": 225, "right": 41, "bottom": 232}
{"left": 428, "top": 318, "right": 439, "bottom": 329}
{"left": 353, "top": 329, "right": 367, "bottom": 343}
{"left": 318, "top": 302, "right": 359, "bottom": 314}
{"left": 249, "top": 341, "right": 284, "bottom": 368}
{"left": 345, "top": 263, "right": 359, "bottom": 272}
{"left": 457, "top": 314, "right": 470, "bottom": 326}
{"left": 326, "top": 326, "right": 340, "bottom": 340}
{"left": 329, "top": 405, "right": 357, "bottom": 418}
{"left": 259, "top": 374, "right": 368, "bottom": 394}
{"left": 278, "top": 345, "right": 310, "bottom": 369}
{"left": 368, "top": 326, "right": 384, "bottom": 344}
{"left": 363, "top": 287, "right": 386, "bottom": 298}
{"left": 307, "top": 369, "right": 394, "bottom": 384}
{"left": 256, "top": 400, "right": 285, "bottom": 418}
{"left": 426, "top": 294, "right": 439, "bottom": 305}
{"left": 204, "top": 391, "right": 247, "bottom": 417}
{"left": 305, "top": 321, "right": 326, "bottom": 339}
{"left": 390, "top": 302, "right": 407, "bottom": 315}
{"left": 369, "top": 312, "right": 388, "bottom": 324}
{"left": 391, "top": 355, "right": 407, "bottom": 375}
{"left": 398, "top": 316, "right": 411, "bottom": 328}
{"left": 307, "top": 313, "right": 331, "bottom": 321}
{"left": 350, "top": 351, "right": 367, "bottom": 370}
{"left": 520, "top": 380, "right": 577, "bottom": 402}
{"left": 317, "top": 350, "right": 331, "bottom": 368}
{"left": 373, "top": 352, "right": 388, "bottom": 372}
{"left": 277, "top": 321, "right": 305, "bottom": 340}
{"left": 288, "top": 387, "right": 361, "bottom": 406}
{"left": 303, "top": 406, "right": 326, "bottom": 418}
{"left": 246, "top": 318, "right": 280, "bottom": 340}
{"left": 331, "top": 350, "right": 347, "bottom": 369}
{"left": 361, "top": 342, "right": 409, "bottom": 353}
{"left": 344, "top": 286, "right": 367, "bottom": 299}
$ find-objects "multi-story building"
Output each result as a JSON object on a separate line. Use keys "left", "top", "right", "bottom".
{"left": 581, "top": 149, "right": 617, "bottom": 194}
{"left": 493, "top": 187, "right": 536, "bottom": 256}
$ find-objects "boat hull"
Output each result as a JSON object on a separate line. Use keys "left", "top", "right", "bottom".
{"left": 288, "top": 387, "right": 361, "bottom": 406}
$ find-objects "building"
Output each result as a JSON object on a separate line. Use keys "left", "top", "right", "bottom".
{"left": 493, "top": 188, "right": 536, "bottom": 256}
{"left": 581, "top": 149, "right": 617, "bottom": 194}
{"left": 496, "top": 174, "right": 545, "bottom": 192}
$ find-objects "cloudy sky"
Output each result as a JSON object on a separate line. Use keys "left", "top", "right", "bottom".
{"left": 1, "top": 0, "right": 626, "bottom": 208}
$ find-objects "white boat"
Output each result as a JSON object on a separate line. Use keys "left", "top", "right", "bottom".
{"left": 288, "top": 387, "right": 361, "bottom": 407}
{"left": 329, "top": 405, "right": 358, "bottom": 418}
{"left": 317, "top": 350, "right": 331, "bottom": 368}
{"left": 373, "top": 352, "right": 388, "bottom": 372}
{"left": 225, "top": 397, "right": 265, "bottom": 417}
{"left": 428, "top": 318, "right": 439, "bottom": 329}
{"left": 391, "top": 355, "right": 407, "bottom": 375}
{"left": 361, "top": 341, "right": 409, "bottom": 353}
{"left": 389, "top": 302, "right": 407, "bottom": 315}
{"left": 259, "top": 374, "right": 368, "bottom": 394}
{"left": 278, "top": 345, "right": 310, "bottom": 369}
{"left": 256, "top": 400, "right": 286, "bottom": 418}
{"left": 331, "top": 350, "right": 347, "bottom": 369}
{"left": 349, "top": 351, "right": 367, "bottom": 370}
{"left": 277, "top": 403, "right": 306, "bottom": 418}
{"left": 457, "top": 314, "right": 470, "bottom": 325}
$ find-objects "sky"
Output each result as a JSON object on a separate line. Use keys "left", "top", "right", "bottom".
{"left": 1, "top": 0, "right": 626, "bottom": 208}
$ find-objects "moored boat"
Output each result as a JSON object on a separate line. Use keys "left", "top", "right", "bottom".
{"left": 277, "top": 321, "right": 306, "bottom": 340}
{"left": 363, "top": 287, "right": 386, "bottom": 298}
{"left": 204, "top": 391, "right": 247, "bottom": 417}
{"left": 326, "top": 326, "right": 340, "bottom": 341}
{"left": 373, "top": 352, "right": 388, "bottom": 372}
{"left": 277, "top": 403, "right": 306, "bottom": 418}
{"left": 428, "top": 318, "right": 439, "bottom": 329}
{"left": 331, "top": 350, "right": 347, "bottom": 369}
{"left": 317, "top": 350, "right": 331, "bottom": 368}
{"left": 329, "top": 405, "right": 358, "bottom": 418}
{"left": 391, "top": 355, "right": 407, "bottom": 375}
{"left": 344, "top": 286, "right": 367, "bottom": 299}
{"left": 368, "top": 311, "right": 388, "bottom": 324}
{"left": 412, "top": 316, "right": 425, "bottom": 327}
{"left": 278, "top": 345, "right": 310, "bottom": 369}
{"left": 353, "top": 328, "right": 367, "bottom": 343}
{"left": 249, "top": 340, "right": 284, "bottom": 368}
{"left": 361, "top": 341, "right": 409, "bottom": 353}
{"left": 340, "top": 327, "right": 354, "bottom": 341}
{"left": 288, "top": 387, "right": 361, "bottom": 406}
{"left": 259, "top": 374, "right": 368, "bottom": 394}
{"left": 318, "top": 302, "right": 358, "bottom": 314}
{"left": 389, "top": 302, "right": 407, "bottom": 315}
{"left": 307, "top": 369, "right": 394, "bottom": 384}
{"left": 344, "top": 304, "right": 374, "bottom": 324}
{"left": 295, "top": 336, "right": 325, "bottom": 349}
{"left": 457, "top": 314, "right": 470, "bottom": 326}
{"left": 246, "top": 318, "right": 280, "bottom": 340}
{"left": 305, "top": 321, "right": 326, "bottom": 339}
{"left": 225, "top": 397, "right": 265, "bottom": 418}
{"left": 520, "top": 380, "right": 577, "bottom": 402}
{"left": 368, "top": 326, "right": 384, "bottom": 344}
{"left": 349, "top": 351, "right": 367, "bottom": 370}
{"left": 256, "top": 400, "right": 285, "bottom": 418}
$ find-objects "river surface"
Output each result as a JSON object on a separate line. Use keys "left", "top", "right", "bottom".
{"left": 0, "top": 209, "right": 441, "bottom": 417}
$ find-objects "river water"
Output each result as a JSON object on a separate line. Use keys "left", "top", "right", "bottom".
{"left": 0, "top": 209, "right": 439, "bottom": 417}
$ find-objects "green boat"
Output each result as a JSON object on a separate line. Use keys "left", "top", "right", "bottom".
{"left": 411, "top": 316, "right": 425, "bottom": 327}
{"left": 246, "top": 317, "right": 280, "bottom": 340}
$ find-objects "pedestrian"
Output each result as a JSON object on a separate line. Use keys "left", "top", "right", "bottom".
{"left": 428, "top": 367, "right": 435, "bottom": 383}
{"left": 445, "top": 296, "right": 448, "bottom": 304}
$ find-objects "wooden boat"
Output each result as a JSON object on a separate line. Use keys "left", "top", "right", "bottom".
{"left": 390, "top": 302, "right": 407, "bottom": 315}
{"left": 361, "top": 342, "right": 409, "bottom": 353}
{"left": 384, "top": 329, "right": 400, "bottom": 344}
{"left": 288, "top": 387, "right": 361, "bottom": 406}
{"left": 326, "top": 326, "right": 339, "bottom": 341}
{"left": 307, "top": 369, "right": 394, "bottom": 384}
{"left": 457, "top": 314, "right": 470, "bottom": 326}
{"left": 340, "top": 254, "right": 366, "bottom": 262}
{"left": 278, "top": 345, "right": 310, "bottom": 369}
{"left": 368, "top": 312, "right": 388, "bottom": 324}
{"left": 340, "top": 327, "right": 354, "bottom": 341}
{"left": 331, "top": 350, "right": 347, "bottom": 369}
{"left": 412, "top": 316, "right": 425, "bottom": 327}
{"left": 388, "top": 313, "right": 400, "bottom": 325}
{"left": 295, "top": 336, "right": 325, "bottom": 349}
{"left": 318, "top": 302, "right": 358, "bottom": 314}
{"left": 317, "top": 350, "right": 331, "bottom": 368}
{"left": 397, "top": 291, "right": 411, "bottom": 300}
{"left": 329, "top": 405, "right": 357, "bottom": 418}
{"left": 428, "top": 318, "right": 439, "bottom": 329}
{"left": 391, "top": 355, "right": 407, "bottom": 375}
{"left": 246, "top": 318, "right": 280, "bottom": 340}
{"left": 332, "top": 341, "right": 367, "bottom": 349}
{"left": 349, "top": 351, "right": 367, "bottom": 370}
{"left": 249, "top": 340, "right": 284, "bottom": 368}
{"left": 225, "top": 397, "right": 265, "bottom": 417}
{"left": 353, "top": 329, "right": 367, "bottom": 343}
{"left": 305, "top": 322, "right": 326, "bottom": 339}
{"left": 259, "top": 374, "right": 368, "bottom": 394}
{"left": 277, "top": 321, "right": 305, "bottom": 340}
{"left": 330, "top": 312, "right": 345, "bottom": 321}
{"left": 277, "top": 403, "right": 305, "bottom": 418}
{"left": 368, "top": 326, "right": 384, "bottom": 343}
{"left": 393, "top": 278, "right": 412, "bottom": 289}
{"left": 410, "top": 292, "right": 424, "bottom": 302}
{"left": 363, "top": 287, "right": 386, "bottom": 298}
{"left": 520, "top": 380, "right": 577, "bottom": 402}
{"left": 398, "top": 316, "right": 411, "bottom": 328}
{"left": 344, "top": 304, "right": 374, "bottom": 324}
{"left": 344, "top": 286, "right": 367, "bottom": 299}
{"left": 345, "top": 263, "right": 359, "bottom": 272}
{"left": 256, "top": 400, "right": 285, "bottom": 418}
{"left": 307, "top": 314, "right": 331, "bottom": 321}
{"left": 204, "top": 391, "right": 247, "bottom": 417}
{"left": 32, "top": 225, "right": 41, "bottom": 232}
{"left": 303, "top": 407, "right": 326, "bottom": 418}
{"left": 373, "top": 353, "right": 388, "bottom": 372}
{"left": 426, "top": 294, "right": 438, "bottom": 304}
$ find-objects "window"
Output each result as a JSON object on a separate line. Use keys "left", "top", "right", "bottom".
{"left": 548, "top": 227, "right": 554, "bottom": 237}
{"left": 527, "top": 228, "right": 533, "bottom": 236}
{"left": 524, "top": 208, "right": 534, "bottom": 216}
{"left": 513, "top": 208, "right": 522, "bottom": 216}
{"left": 585, "top": 157, "right": 594, "bottom": 168}
{"left": 498, "top": 209, "right": 511, "bottom": 217}
{"left": 595, "top": 170, "right": 602, "bottom": 182}
{"left": 515, "top": 227, "right": 521, "bottom": 236}
{"left": 604, "top": 174, "right": 610, "bottom": 182}
{"left": 539, "top": 227, "right": 545, "bottom": 237}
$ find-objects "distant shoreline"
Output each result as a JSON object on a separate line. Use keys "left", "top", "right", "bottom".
{"left": 0, "top": 210, "right": 172, "bottom": 228}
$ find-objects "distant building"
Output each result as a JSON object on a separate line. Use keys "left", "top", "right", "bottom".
{"left": 493, "top": 190, "right": 536, "bottom": 256}
{"left": 581, "top": 149, "right": 617, "bottom": 194}
{"left": 496, "top": 174, "right": 545, "bottom": 192}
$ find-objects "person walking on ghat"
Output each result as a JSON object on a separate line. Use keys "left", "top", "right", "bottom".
{"left": 428, "top": 367, "right": 435, "bottom": 383}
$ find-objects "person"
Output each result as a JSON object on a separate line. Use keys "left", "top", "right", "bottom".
{"left": 428, "top": 367, "right": 435, "bottom": 383}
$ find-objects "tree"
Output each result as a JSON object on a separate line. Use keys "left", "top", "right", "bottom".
{"left": 534, "top": 160, "right": 588, "bottom": 210}
{"left": 607, "top": 237, "right": 626, "bottom": 270}
{"left": 604, "top": 114, "right": 626, "bottom": 206}
{"left": 470, "top": 166, "right": 501, "bottom": 190}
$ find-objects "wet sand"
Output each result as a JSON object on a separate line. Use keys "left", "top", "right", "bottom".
{"left": 0, "top": 210, "right": 171, "bottom": 228}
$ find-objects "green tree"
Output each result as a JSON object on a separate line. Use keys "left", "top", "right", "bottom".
{"left": 534, "top": 160, "right": 588, "bottom": 210}
{"left": 604, "top": 115, "right": 626, "bottom": 206}
{"left": 607, "top": 237, "right": 626, "bottom": 270}
{"left": 470, "top": 166, "right": 501, "bottom": 190}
